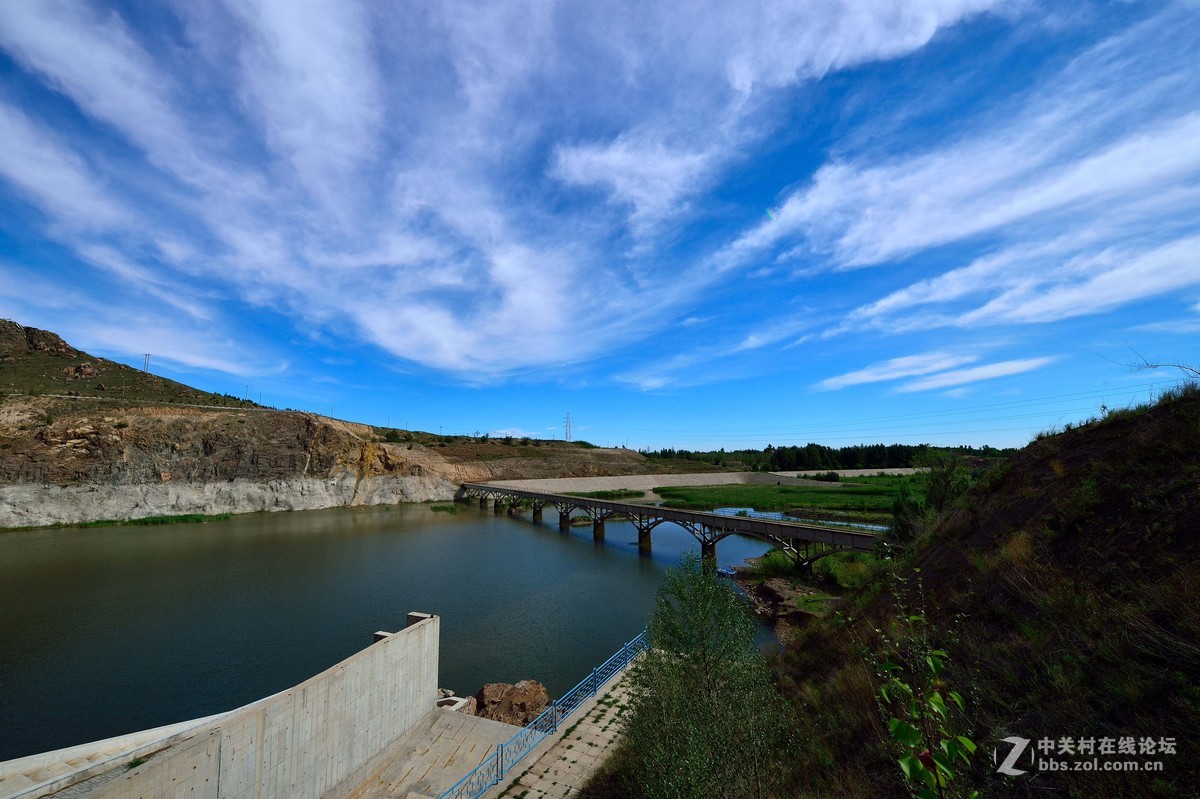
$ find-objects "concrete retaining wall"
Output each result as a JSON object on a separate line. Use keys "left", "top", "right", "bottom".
{"left": 86, "top": 614, "right": 439, "bottom": 799}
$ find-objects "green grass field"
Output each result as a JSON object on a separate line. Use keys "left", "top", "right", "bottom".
{"left": 653, "top": 474, "right": 923, "bottom": 522}
{"left": 565, "top": 489, "right": 646, "bottom": 500}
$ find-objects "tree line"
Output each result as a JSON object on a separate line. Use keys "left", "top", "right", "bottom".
{"left": 641, "top": 442, "right": 1011, "bottom": 472}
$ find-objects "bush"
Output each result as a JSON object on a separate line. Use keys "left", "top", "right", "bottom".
{"left": 615, "top": 553, "right": 795, "bottom": 798}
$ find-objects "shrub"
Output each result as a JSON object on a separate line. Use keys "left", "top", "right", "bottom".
{"left": 616, "top": 553, "right": 795, "bottom": 798}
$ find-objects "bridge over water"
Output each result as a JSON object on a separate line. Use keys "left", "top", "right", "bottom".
{"left": 458, "top": 483, "right": 878, "bottom": 568}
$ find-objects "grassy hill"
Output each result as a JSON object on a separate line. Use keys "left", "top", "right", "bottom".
{"left": 780, "top": 383, "right": 1199, "bottom": 797}
{"left": 0, "top": 319, "right": 260, "bottom": 408}
{"left": 586, "top": 382, "right": 1199, "bottom": 798}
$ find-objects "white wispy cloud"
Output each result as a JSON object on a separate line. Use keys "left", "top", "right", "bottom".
{"left": 0, "top": 0, "right": 1187, "bottom": 392}
{"left": 552, "top": 136, "right": 712, "bottom": 235}
{"left": 710, "top": 6, "right": 1200, "bottom": 345}
{"left": 76, "top": 317, "right": 290, "bottom": 378}
{"left": 814, "top": 352, "right": 979, "bottom": 391}
{"left": 616, "top": 316, "right": 817, "bottom": 391}
{"left": 222, "top": 0, "right": 383, "bottom": 213}
{"left": 0, "top": 1, "right": 251, "bottom": 194}
{"left": 0, "top": 100, "right": 128, "bottom": 228}
{"left": 547, "top": 1, "right": 1003, "bottom": 240}
{"left": 957, "top": 236, "right": 1200, "bottom": 325}
{"left": 75, "top": 245, "right": 213, "bottom": 321}
{"left": 897, "top": 357, "right": 1055, "bottom": 392}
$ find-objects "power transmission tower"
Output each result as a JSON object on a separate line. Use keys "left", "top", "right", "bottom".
{"left": 564, "top": 412, "right": 573, "bottom": 441}
{"left": 143, "top": 354, "right": 151, "bottom": 372}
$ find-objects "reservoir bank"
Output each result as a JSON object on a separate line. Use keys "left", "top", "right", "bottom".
{"left": 0, "top": 501, "right": 772, "bottom": 761}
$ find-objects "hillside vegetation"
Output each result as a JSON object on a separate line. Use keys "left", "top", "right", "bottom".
{"left": 589, "top": 383, "right": 1199, "bottom": 798}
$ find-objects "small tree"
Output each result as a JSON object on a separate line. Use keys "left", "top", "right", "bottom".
{"left": 866, "top": 572, "right": 979, "bottom": 799}
{"left": 918, "top": 450, "right": 973, "bottom": 515}
{"left": 619, "top": 554, "right": 794, "bottom": 799}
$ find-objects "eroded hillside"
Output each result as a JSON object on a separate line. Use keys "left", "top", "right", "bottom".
{"left": 0, "top": 320, "right": 657, "bottom": 527}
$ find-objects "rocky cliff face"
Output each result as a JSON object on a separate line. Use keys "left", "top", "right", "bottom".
{"left": 0, "top": 319, "right": 654, "bottom": 527}
{"left": 0, "top": 400, "right": 492, "bottom": 526}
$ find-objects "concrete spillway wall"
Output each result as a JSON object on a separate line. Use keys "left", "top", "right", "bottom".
{"left": 80, "top": 614, "right": 439, "bottom": 799}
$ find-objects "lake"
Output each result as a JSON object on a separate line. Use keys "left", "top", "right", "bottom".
{"left": 0, "top": 502, "right": 771, "bottom": 761}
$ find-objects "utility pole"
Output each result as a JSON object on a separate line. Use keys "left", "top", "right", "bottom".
{"left": 564, "top": 412, "right": 573, "bottom": 442}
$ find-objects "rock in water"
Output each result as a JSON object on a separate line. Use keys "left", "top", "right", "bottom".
{"left": 474, "top": 680, "right": 550, "bottom": 726}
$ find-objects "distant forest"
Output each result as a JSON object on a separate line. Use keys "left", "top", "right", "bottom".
{"left": 640, "top": 442, "right": 1013, "bottom": 471}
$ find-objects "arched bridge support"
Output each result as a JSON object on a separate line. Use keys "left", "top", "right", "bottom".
{"left": 763, "top": 536, "right": 843, "bottom": 572}
{"left": 550, "top": 501, "right": 578, "bottom": 532}
{"left": 693, "top": 524, "right": 732, "bottom": 565}
{"left": 590, "top": 510, "right": 615, "bottom": 541}
{"left": 628, "top": 513, "right": 659, "bottom": 553}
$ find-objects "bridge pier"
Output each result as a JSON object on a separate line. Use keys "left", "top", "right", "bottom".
{"left": 592, "top": 518, "right": 605, "bottom": 540}
{"left": 700, "top": 540, "right": 717, "bottom": 563}
{"left": 493, "top": 499, "right": 503, "bottom": 514}
{"left": 532, "top": 505, "right": 543, "bottom": 523}
{"left": 559, "top": 512, "right": 571, "bottom": 532}
{"left": 638, "top": 527, "right": 652, "bottom": 552}
{"left": 478, "top": 496, "right": 487, "bottom": 509}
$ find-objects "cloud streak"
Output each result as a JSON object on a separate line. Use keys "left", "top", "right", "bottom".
{"left": 897, "top": 358, "right": 1055, "bottom": 392}
{"left": 815, "top": 353, "right": 979, "bottom": 391}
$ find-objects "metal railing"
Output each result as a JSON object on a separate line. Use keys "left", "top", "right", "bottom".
{"left": 438, "top": 628, "right": 648, "bottom": 799}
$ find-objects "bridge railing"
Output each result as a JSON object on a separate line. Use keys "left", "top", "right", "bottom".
{"left": 438, "top": 628, "right": 648, "bottom": 799}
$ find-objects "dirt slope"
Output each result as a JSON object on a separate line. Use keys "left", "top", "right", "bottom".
{"left": 774, "top": 385, "right": 1199, "bottom": 798}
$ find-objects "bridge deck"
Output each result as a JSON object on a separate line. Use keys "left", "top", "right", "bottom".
{"left": 460, "top": 483, "right": 877, "bottom": 552}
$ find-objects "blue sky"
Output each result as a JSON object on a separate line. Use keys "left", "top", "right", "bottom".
{"left": 1, "top": 1, "right": 1197, "bottom": 451}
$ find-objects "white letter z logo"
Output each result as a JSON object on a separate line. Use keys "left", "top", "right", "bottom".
{"left": 995, "top": 736, "right": 1031, "bottom": 776}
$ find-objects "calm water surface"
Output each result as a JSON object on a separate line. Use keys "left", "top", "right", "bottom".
{"left": 0, "top": 503, "right": 770, "bottom": 761}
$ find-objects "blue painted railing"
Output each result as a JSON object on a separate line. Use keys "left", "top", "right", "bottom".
{"left": 438, "top": 628, "right": 649, "bottom": 799}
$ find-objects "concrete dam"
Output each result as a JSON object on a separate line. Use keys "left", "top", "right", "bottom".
{"left": 0, "top": 614, "right": 515, "bottom": 799}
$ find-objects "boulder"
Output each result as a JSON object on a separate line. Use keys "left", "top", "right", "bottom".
{"left": 62, "top": 363, "right": 101, "bottom": 380}
{"left": 474, "top": 680, "right": 550, "bottom": 726}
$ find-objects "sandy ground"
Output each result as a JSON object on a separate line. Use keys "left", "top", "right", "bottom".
{"left": 488, "top": 471, "right": 833, "bottom": 494}
{"left": 771, "top": 467, "right": 920, "bottom": 478}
